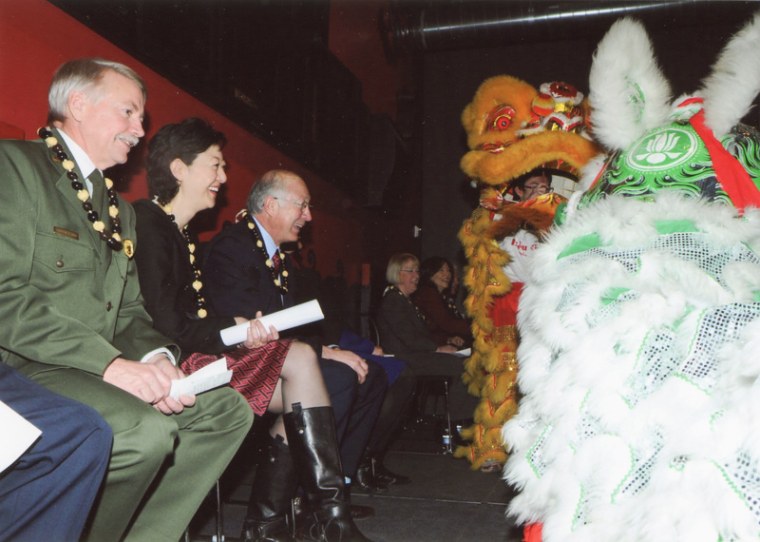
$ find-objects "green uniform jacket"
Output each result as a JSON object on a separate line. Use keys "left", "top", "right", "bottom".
{"left": 0, "top": 128, "right": 175, "bottom": 374}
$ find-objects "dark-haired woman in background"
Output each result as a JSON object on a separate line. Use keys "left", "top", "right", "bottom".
{"left": 413, "top": 257, "right": 472, "bottom": 349}
{"left": 133, "top": 118, "right": 371, "bottom": 542}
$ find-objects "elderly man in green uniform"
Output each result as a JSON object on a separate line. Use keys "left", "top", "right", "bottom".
{"left": 0, "top": 58, "right": 253, "bottom": 542}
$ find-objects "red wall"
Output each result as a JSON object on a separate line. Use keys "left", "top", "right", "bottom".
{"left": 0, "top": 0, "right": 368, "bottom": 283}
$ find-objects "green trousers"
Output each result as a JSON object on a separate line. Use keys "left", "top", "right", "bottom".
{"left": 20, "top": 364, "right": 253, "bottom": 542}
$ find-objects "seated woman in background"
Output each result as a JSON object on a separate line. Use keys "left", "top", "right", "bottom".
{"left": 375, "top": 253, "right": 478, "bottom": 422}
{"left": 413, "top": 257, "right": 472, "bottom": 348}
{"left": 133, "top": 118, "right": 371, "bottom": 542}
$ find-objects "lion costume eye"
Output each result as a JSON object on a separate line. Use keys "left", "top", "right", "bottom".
{"left": 486, "top": 105, "right": 516, "bottom": 132}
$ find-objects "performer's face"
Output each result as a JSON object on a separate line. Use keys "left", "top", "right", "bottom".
{"left": 77, "top": 70, "right": 145, "bottom": 170}
{"left": 517, "top": 174, "right": 551, "bottom": 201}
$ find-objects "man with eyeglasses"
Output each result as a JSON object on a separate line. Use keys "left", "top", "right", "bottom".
{"left": 500, "top": 168, "right": 555, "bottom": 283}
{"left": 514, "top": 169, "right": 552, "bottom": 202}
{"left": 203, "top": 169, "right": 387, "bottom": 536}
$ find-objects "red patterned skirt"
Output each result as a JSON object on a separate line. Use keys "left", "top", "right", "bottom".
{"left": 182, "top": 339, "right": 292, "bottom": 416}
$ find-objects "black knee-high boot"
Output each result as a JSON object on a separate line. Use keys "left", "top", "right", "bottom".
{"left": 284, "top": 404, "right": 372, "bottom": 542}
{"left": 243, "top": 435, "right": 299, "bottom": 542}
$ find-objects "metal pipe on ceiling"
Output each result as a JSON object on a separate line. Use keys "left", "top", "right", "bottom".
{"left": 382, "top": 1, "right": 757, "bottom": 55}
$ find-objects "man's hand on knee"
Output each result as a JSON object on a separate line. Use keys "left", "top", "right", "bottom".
{"left": 322, "top": 346, "right": 369, "bottom": 384}
{"left": 103, "top": 356, "right": 196, "bottom": 413}
{"left": 148, "top": 354, "right": 197, "bottom": 413}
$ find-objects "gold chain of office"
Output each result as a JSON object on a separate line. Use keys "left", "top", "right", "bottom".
{"left": 154, "top": 199, "right": 208, "bottom": 318}
{"left": 239, "top": 210, "right": 289, "bottom": 294}
{"left": 39, "top": 127, "right": 127, "bottom": 254}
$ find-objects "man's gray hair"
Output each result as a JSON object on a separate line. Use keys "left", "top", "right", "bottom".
{"left": 247, "top": 170, "right": 291, "bottom": 214}
{"left": 48, "top": 58, "right": 146, "bottom": 124}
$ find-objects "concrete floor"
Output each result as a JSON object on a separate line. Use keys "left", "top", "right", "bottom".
{"left": 189, "top": 419, "right": 522, "bottom": 542}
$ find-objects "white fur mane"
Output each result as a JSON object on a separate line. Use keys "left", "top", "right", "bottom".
{"left": 588, "top": 17, "right": 671, "bottom": 151}
{"left": 589, "top": 12, "right": 760, "bottom": 149}
{"left": 701, "top": 11, "right": 760, "bottom": 138}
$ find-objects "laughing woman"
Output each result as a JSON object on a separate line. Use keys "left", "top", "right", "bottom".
{"left": 133, "top": 118, "right": 370, "bottom": 542}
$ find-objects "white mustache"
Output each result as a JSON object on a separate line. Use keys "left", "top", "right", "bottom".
{"left": 117, "top": 134, "right": 140, "bottom": 148}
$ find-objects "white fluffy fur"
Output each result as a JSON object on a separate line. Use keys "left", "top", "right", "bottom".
{"left": 503, "top": 194, "right": 760, "bottom": 540}
{"left": 501, "top": 14, "right": 760, "bottom": 539}
{"left": 588, "top": 18, "right": 672, "bottom": 151}
{"left": 589, "top": 11, "right": 760, "bottom": 148}
{"left": 701, "top": 11, "right": 760, "bottom": 138}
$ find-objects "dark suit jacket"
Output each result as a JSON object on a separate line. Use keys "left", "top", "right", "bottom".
{"left": 133, "top": 200, "right": 235, "bottom": 355}
{"left": 0, "top": 129, "right": 172, "bottom": 374}
{"left": 203, "top": 219, "right": 325, "bottom": 349}
{"left": 204, "top": 220, "right": 291, "bottom": 319}
{"left": 376, "top": 287, "right": 440, "bottom": 357}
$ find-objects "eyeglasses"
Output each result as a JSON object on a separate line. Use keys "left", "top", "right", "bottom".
{"left": 273, "top": 196, "right": 313, "bottom": 212}
{"left": 523, "top": 183, "right": 551, "bottom": 193}
{"left": 400, "top": 268, "right": 419, "bottom": 273}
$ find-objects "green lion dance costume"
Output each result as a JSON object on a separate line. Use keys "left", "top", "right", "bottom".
{"left": 504, "top": 12, "right": 760, "bottom": 542}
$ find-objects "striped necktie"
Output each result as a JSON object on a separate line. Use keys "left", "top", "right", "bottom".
{"left": 272, "top": 249, "right": 283, "bottom": 275}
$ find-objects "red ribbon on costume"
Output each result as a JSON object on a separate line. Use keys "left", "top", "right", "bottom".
{"left": 687, "top": 100, "right": 760, "bottom": 214}
{"left": 523, "top": 523, "right": 542, "bottom": 542}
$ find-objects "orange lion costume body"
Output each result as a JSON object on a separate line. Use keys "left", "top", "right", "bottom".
{"left": 455, "top": 76, "right": 599, "bottom": 470}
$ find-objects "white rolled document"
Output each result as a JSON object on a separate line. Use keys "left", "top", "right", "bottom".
{"left": 220, "top": 299, "right": 324, "bottom": 346}
{"left": 170, "top": 357, "right": 232, "bottom": 399}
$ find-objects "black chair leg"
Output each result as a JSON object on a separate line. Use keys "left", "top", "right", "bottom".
{"left": 214, "top": 479, "right": 224, "bottom": 542}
